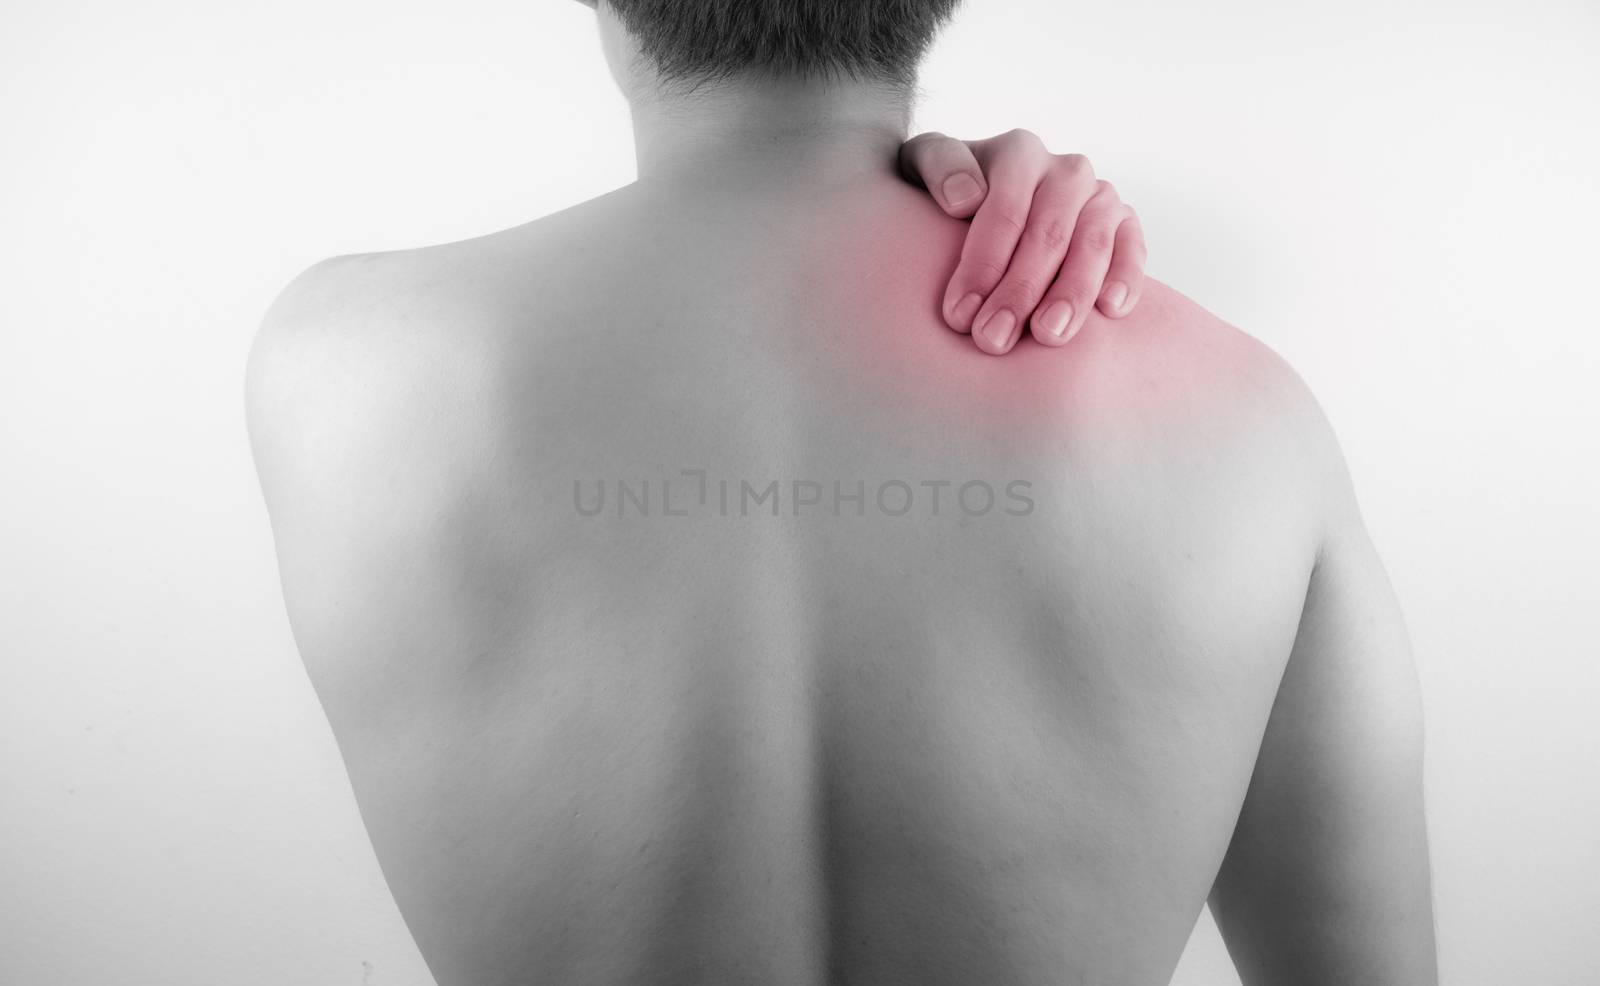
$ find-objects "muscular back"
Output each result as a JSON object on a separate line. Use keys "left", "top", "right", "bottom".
{"left": 247, "top": 171, "right": 1430, "bottom": 985}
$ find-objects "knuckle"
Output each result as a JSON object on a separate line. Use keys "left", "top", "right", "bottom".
{"left": 987, "top": 207, "right": 1027, "bottom": 237}
{"left": 1123, "top": 234, "right": 1149, "bottom": 263}
{"left": 1032, "top": 218, "right": 1071, "bottom": 251}
{"left": 1057, "top": 153, "right": 1093, "bottom": 183}
{"left": 962, "top": 257, "right": 1010, "bottom": 285}
{"left": 997, "top": 274, "right": 1041, "bottom": 301}
{"left": 1052, "top": 277, "right": 1095, "bottom": 307}
{"left": 1076, "top": 212, "right": 1120, "bottom": 252}
{"left": 1002, "top": 127, "right": 1045, "bottom": 148}
{"left": 1095, "top": 178, "right": 1119, "bottom": 201}
{"left": 1081, "top": 223, "right": 1118, "bottom": 253}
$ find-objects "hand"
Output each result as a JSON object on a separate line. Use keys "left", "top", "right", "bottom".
{"left": 899, "top": 129, "right": 1147, "bottom": 355}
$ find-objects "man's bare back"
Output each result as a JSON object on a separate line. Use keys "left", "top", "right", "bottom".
{"left": 248, "top": 149, "right": 1432, "bottom": 985}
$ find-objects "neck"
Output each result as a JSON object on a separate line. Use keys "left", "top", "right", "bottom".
{"left": 628, "top": 77, "right": 912, "bottom": 191}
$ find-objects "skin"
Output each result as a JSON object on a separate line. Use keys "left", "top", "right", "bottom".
{"left": 247, "top": 9, "right": 1436, "bottom": 986}
{"left": 899, "top": 129, "right": 1147, "bottom": 351}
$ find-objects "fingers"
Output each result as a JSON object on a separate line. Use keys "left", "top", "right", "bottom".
{"left": 904, "top": 126, "right": 1150, "bottom": 354}
{"left": 967, "top": 161, "right": 1097, "bottom": 354}
{"left": 940, "top": 130, "right": 1056, "bottom": 339}
{"left": 1029, "top": 181, "right": 1132, "bottom": 346}
{"left": 898, "top": 131, "right": 989, "bottom": 218}
{"left": 1095, "top": 208, "right": 1146, "bottom": 319}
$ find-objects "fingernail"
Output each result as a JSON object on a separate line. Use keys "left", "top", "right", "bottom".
{"left": 1036, "top": 300, "right": 1073, "bottom": 340}
{"left": 1103, "top": 281, "right": 1129, "bottom": 313}
{"left": 950, "top": 292, "right": 983, "bottom": 327}
{"left": 978, "top": 309, "right": 1016, "bottom": 350}
{"left": 942, "top": 172, "right": 982, "bottom": 209}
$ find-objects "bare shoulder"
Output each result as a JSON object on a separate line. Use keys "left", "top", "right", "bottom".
{"left": 245, "top": 236, "right": 515, "bottom": 397}
{"left": 1112, "top": 279, "right": 1325, "bottom": 422}
{"left": 247, "top": 251, "right": 439, "bottom": 499}
{"left": 244, "top": 189, "right": 639, "bottom": 520}
{"left": 1093, "top": 278, "right": 1359, "bottom": 534}
{"left": 244, "top": 243, "right": 525, "bottom": 691}
{"left": 244, "top": 243, "right": 520, "bottom": 562}
{"left": 245, "top": 247, "right": 447, "bottom": 404}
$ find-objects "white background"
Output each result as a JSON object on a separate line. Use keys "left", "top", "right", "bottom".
{"left": 2, "top": 1, "right": 1596, "bottom": 983}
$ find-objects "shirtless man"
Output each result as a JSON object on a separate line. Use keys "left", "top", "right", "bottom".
{"left": 246, "top": 2, "right": 1437, "bottom": 984}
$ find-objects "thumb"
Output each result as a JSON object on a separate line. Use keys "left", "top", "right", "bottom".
{"left": 898, "top": 131, "right": 989, "bottom": 219}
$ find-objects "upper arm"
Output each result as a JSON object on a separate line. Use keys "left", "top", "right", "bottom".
{"left": 246, "top": 251, "right": 501, "bottom": 693}
{"left": 1208, "top": 394, "right": 1437, "bottom": 984}
{"left": 245, "top": 255, "right": 427, "bottom": 682}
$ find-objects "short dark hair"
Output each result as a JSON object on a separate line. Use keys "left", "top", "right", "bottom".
{"left": 603, "top": 0, "right": 960, "bottom": 89}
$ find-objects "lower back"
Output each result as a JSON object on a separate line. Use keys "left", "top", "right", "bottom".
{"left": 303, "top": 176, "right": 1319, "bottom": 986}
